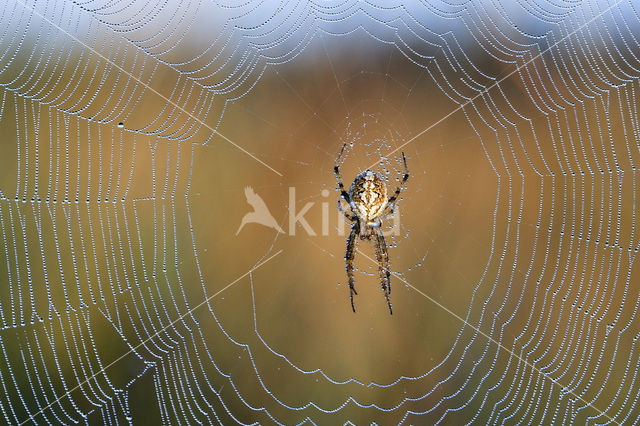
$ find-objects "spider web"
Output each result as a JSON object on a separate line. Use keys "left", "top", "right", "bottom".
{"left": 1, "top": 0, "right": 640, "bottom": 424}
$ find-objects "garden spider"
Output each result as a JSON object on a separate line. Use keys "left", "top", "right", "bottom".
{"left": 334, "top": 144, "right": 409, "bottom": 314}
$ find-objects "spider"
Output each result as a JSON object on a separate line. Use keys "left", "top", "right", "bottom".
{"left": 334, "top": 144, "right": 409, "bottom": 315}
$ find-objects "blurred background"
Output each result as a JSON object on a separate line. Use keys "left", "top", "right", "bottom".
{"left": 1, "top": 0, "right": 640, "bottom": 424}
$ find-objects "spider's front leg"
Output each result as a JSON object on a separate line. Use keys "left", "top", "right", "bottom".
{"left": 334, "top": 144, "right": 351, "bottom": 197}
{"left": 386, "top": 152, "right": 409, "bottom": 214}
{"left": 374, "top": 227, "right": 393, "bottom": 314}
{"left": 345, "top": 222, "right": 359, "bottom": 312}
{"left": 337, "top": 197, "right": 357, "bottom": 222}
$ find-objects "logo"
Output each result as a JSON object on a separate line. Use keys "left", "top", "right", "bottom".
{"left": 236, "top": 187, "right": 400, "bottom": 236}
{"left": 236, "top": 187, "right": 284, "bottom": 235}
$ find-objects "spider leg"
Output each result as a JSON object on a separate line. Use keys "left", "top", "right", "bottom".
{"left": 374, "top": 226, "right": 393, "bottom": 314}
{"left": 334, "top": 143, "right": 352, "bottom": 205}
{"left": 386, "top": 152, "right": 409, "bottom": 214}
{"left": 337, "top": 197, "right": 357, "bottom": 222}
{"left": 376, "top": 226, "right": 392, "bottom": 295}
{"left": 345, "top": 222, "right": 359, "bottom": 312}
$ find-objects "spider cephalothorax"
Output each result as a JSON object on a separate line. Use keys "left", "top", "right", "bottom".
{"left": 334, "top": 144, "right": 409, "bottom": 314}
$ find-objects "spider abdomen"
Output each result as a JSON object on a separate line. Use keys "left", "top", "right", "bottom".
{"left": 349, "top": 170, "right": 388, "bottom": 222}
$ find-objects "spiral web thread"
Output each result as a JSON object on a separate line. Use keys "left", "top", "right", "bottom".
{"left": 0, "top": 0, "right": 640, "bottom": 424}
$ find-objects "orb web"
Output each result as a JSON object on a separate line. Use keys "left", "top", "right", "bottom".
{"left": 0, "top": 0, "right": 639, "bottom": 424}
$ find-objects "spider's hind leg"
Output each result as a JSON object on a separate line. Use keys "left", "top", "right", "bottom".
{"left": 350, "top": 284, "right": 357, "bottom": 313}
{"left": 374, "top": 228, "right": 393, "bottom": 314}
{"left": 346, "top": 224, "right": 359, "bottom": 312}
